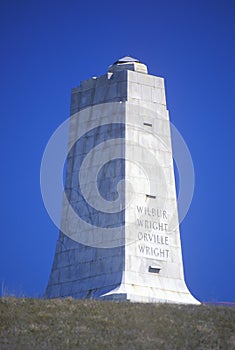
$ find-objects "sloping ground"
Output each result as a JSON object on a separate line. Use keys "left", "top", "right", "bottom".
{"left": 0, "top": 298, "right": 234, "bottom": 350}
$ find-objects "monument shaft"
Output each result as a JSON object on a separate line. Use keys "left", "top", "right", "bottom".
{"left": 45, "top": 57, "right": 199, "bottom": 304}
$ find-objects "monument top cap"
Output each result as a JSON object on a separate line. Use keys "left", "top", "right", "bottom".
{"left": 114, "top": 56, "right": 140, "bottom": 64}
{"left": 108, "top": 55, "right": 148, "bottom": 74}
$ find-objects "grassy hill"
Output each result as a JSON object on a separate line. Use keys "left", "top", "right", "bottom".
{"left": 0, "top": 297, "right": 234, "bottom": 350}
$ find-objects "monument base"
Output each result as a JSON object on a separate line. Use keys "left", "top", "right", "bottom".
{"left": 100, "top": 283, "right": 200, "bottom": 304}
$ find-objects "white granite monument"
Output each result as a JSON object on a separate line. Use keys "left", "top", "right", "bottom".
{"left": 45, "top": 56, "right": 199, "bottom": 304}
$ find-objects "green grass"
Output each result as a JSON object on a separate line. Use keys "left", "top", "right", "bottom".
{"left": 0, "top": 297, "right": 234, "bottom": 349}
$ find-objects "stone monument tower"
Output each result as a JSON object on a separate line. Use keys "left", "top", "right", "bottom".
{"left": 45, "top": 56, "right": 199, "bottom": 304}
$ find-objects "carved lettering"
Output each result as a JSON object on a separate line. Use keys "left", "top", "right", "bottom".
{"left": 138, "top": 245, "right": 170, "bottom": 259}
{"left": 136, "top": 206, "right": 168, "bottom": 220}
{"left": 136, "top": 205, "right": 170, "bottom": 261}
{"left": 137, "top": 219, "right": 168, "bottom": 231}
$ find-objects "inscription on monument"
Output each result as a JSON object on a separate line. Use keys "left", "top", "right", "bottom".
{"left": 136, "top": 205, "right": 170, "bottom": 260}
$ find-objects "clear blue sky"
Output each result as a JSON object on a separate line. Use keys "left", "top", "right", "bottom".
{"left": 1, "top": 0, "right": 235, "bottom": 302}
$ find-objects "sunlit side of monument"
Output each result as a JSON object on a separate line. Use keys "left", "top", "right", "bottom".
{"left": 45, "top": 56, "right": 200, "bottom": 304}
